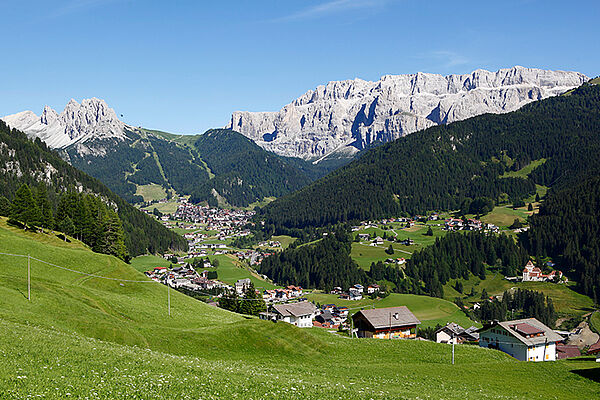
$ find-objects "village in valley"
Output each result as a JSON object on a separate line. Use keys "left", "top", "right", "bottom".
{"left": 135, "top": 195, "right": 599, "bottom": 364}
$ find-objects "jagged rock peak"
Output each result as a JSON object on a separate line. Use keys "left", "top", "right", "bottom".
{"left": 2, "top": 98, "right": 126, "bottom": 149}
{"left": 227, "top": 66, "right": 588, "bottom": 160}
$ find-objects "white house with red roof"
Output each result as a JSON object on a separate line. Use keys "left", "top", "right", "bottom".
{"left": 478, "top": 318, "right": 562, "bottom": 361}
{"left": 522, "top": 261, "right": 564, "bottom": 282}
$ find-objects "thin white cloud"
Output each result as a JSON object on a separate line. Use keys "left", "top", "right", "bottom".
{"left": 273, "top": 0, "right": 391, "bottom": 22}
{"left": 415, "top": 51, "right": 470, "bottom": 69}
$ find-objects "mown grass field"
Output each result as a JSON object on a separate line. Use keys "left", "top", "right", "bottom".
{"left": 443, "top": 271, "right": 595, "bottom": 319}
{"left": 134, "top": 183, "right": 167, "bottom": 202}
{"left": 130, "top": 254, "right": 171, "bottom": 272}
{"left": 305, "top": 292, "right": 479, "bottom": 329}
{"left": 351, "top": 223, "right": 448, "bottom": 269}
{"left": 501, "top": 158, "right": 547, "bottom": 179}
{"left": 1, "top": 217, "right": 599, "bottom": 398}
{"left": 140, "top": 198, "right": 179, "bottom": 214}
{"left": 211, "top": 254, "right": 279, "bottom": 290}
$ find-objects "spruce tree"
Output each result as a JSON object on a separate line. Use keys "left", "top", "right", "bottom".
{"left": 35, "top": 184, "right": 54, "bottom": 230}
{"left": 0, "top": 196, "right": 11, "bottom": 217}
{"left": 11, "top": 184, "right": 41, "bottom": 227}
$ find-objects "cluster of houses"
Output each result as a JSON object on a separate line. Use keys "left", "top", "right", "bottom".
{"left": 262, "top": 285, "right": 304, "bottom": 302}
{"left": 234, "top": 249, "right": 275, "bottom": 266}
{"left": 144, "top": 265, "right": 229, "bottom": 293}
{"left": 172, "top": 201, "right": 254, "bottom": 230}
{"left": 444, "top": 218, "right": 499, "bottom": 233}
{"left": 330, "top": 284, "right": 380, "bottom": 301}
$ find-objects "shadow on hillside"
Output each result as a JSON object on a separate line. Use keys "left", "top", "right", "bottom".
{"left": 570, "top": 367, "right": 600, "bottom": 383}
{"left": 15, "top": 289, "right": 28, "bottom": 300}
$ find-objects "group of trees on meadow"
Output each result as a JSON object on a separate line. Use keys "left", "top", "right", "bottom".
{"left": 219, "top": 282, "right": 267, "bottom": 316}
{"left": 1, "top": 183, "right": 127, "bottom": 260}
{"left": 405, "top": 232, "right": 530, "bottom": 298}
{"left": 475, "top": 288, "right": 556, "bottom": 327}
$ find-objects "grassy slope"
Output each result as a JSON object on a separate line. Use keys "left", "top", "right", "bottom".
{"left": 1, "top": 220, "right": 599, "bottom": 398}
{"left": 135, "top": 183, "right": 167, "bottom": 202}
{"left": 351, "top": 223, "right": 447, "bottom": 269}
{"left": 501, "top": 158, "right": 547, "bottom": 179}
{"left": 305, "top": 292, "right": 479, "bottom": 329}
{"left": 130, "top": 254, "right": 171, "bottom": 272}
{"left": 443, "top": 271, "right": 595, "bottom": 318}
{"left": 212, "top": 254, "right": 279, "bottom": 290}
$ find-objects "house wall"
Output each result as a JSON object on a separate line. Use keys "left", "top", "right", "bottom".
{"left": 436, "top": 330, "right": 459, "bottom": 344}
{"left": 479, "top": 327, "right": 556, "bottom": 361}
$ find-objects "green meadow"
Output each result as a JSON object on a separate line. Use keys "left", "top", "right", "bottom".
{"left": 0, "top": 217, "right": 599, "bottom": 398}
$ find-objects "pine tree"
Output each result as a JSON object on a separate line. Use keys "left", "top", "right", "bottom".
{"left": 0, "top": 196, "right": 11, "bottom": 217}
{"left": 57, "top": 216, "right": 76, "bottom": 237}
{"left": 481, "top": 288, "right": 489, "bottom": 300}
{"left": 426, "top": 226, "right": 433, "bottom": 236}
{"left": 527, "top": 203, "right": 533, "bottom": 211}
{"left": 385, "top": 244, "right": 394, "bottom": 255}
{"left": 10, "top": 184, "right": 41, "bottom": 227}
{"left": 100, "top": 209, "right": 128, "bottom": 260}
{"left": 35, "top": 184, "right": 54, "bottom": 231}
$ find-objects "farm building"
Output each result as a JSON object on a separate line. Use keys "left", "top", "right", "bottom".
{"left": 352, "top": 306, "right": 420, "bottom": 339}
{"left": 261, "top": 302, "right": 317, "bottom": 328}
{"left": 478, "top": 318, "right": 562, "bottom": 362}
{"left": 435, "top": 323, "right": 479, "bottom": 344}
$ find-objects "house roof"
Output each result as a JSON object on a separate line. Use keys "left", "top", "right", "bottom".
{"left": 588, "top": 339, "right": 600, "bottom": 354}
{"left": 272, "top": 302, "right": 317, "bottom": 318}
{"left": 353, "top": 306, "right": 420, "bottom": 329}
{"left": 479, "top": 318, "right": 563, "bottom": 346}
{"left": 556, "top": 344, "right": 581, "bottom": 359}
{"left": 436, "top": 322, "right": 465, "bottom": 335}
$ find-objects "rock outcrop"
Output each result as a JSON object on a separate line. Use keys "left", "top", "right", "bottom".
{"left": 227, "top": 66, "right": 588, "bottom": 160}
{"left": 2, "top": 98, "right": 126, "bottom": 149}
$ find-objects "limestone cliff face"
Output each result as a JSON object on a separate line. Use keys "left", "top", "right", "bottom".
{"left": 2, "top": 98, "right": 125, "bottom": 149}
{"left": 227, "top": 66, "right": 588, "bottom": 160}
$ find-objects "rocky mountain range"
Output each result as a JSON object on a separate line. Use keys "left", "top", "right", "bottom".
{"left": 2, "top": 98, "right": 125, "bottom": 149}
{"left": 1, "top": 99, "right": 315, "bottom": 206}
{"left": 227, "top": 66, "right": 588, "bottom": 160}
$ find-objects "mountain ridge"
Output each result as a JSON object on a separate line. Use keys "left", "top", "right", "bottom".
{"left": 227, "top": 66, "right": 588, "bottom": 160}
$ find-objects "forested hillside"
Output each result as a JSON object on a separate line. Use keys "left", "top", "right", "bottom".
{"left": 189, "top": 129, "right": 312, "bottom": 206}
{"left": 0, "top": 121, "right": 187, "bottom": 256}
{"left": 521, "top": 173, "right": 600, "bottom": 301}
{"left": 259, "top": 84, "right": 600, "bottom": 230}
{"left": 65, "top": 128, "right": 315, "bottom": 207}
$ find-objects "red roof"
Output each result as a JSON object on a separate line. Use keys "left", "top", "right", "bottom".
{"left": 589, "top": 339, "right": 600, "bottom": 354}
{"left": 154, "top": 266, "right": 167, "bottom": 270}
{"left": 556, "top": 344, "right": 581, "bottom": 359}
{"left": 510, "top": 323, "right": 544, "bottom": 336}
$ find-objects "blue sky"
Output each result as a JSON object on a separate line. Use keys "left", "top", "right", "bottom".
{"left": 1, "top": 0, "right": 598, "bottom": 134}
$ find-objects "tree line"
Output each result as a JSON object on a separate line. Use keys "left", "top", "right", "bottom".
{"left": 521, "top": 173, "right": 600, "bottom": 303}
{"left": 258, "top": 84, "right": 600, "bottom": 230}
{"left": 0, "top": 120, "right": 187, "bottom": 256}
{"left": 474, "top": 288, "right": 556, "bottom": 327}
{"left": 2, "top": 183, "right": 128, "bottom": 260}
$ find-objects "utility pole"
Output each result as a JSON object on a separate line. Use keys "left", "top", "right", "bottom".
{"left": 27, "top": 254, "right": 30, "bottom": 301}
{"left": 167, "top": 280, "right": 171, "bottom": 317}
{"left": 389, "top": 312, "right": 392, "bottom": 340}
{"left": 452, "top": 332, "right": 455, "bottom": 365}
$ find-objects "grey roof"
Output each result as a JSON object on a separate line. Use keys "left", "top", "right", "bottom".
{"left": 480, "top": 318, "right": 563, "bottom": 346}
{"left": 272, "top": 302, "right": 317, "bottom": 318}
{"left": 435, "top": 322, "right": 465, "bottom": 335}
{"left": 354, "top": 306, "right": 420, "bottom": 329}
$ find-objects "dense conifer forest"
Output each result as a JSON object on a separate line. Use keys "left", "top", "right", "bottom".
{"left": 66, "top": 128, "right": 315, "bottom": 207}
{"left": 258, "top": 229, "right": 527, "bottom": 297}
{"left": 521, "top": 173, "right": 600, "bottom": 302}
{"left": 0, "top": 121, "right": 187, "bottom": 256}
{"left": 188, "top": 129, "right": 312, "bottom": 207}
{"left": 258, "top": 84, "right": 600, "bottom": 230}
